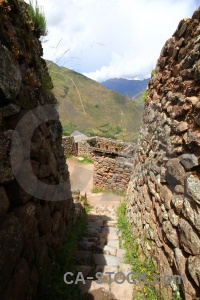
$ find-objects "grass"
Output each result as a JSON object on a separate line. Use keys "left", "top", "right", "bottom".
{"left": 141, "top": 90, "right": 149, "bottom": 102}
{"left": 36, "top": 206, "right": 88, "bottom": 300}
{"left": 66, "top": 154, "right": 74, "bottom": 159}
{"left": 91, "top": 187, "right": 125, "bottom": 197}
{"left": 117, "top": 201, "right": 160, "bottom": 300}
{"left": 62, "top": 123, "right": 77, "bottom": 136}
{"left": 28, "top": 0, "right": 48, "bottom": 37}
{"left": 117, "top": 202, "right": 183, "bottom": 300}
{"left": 76, "top": 155, "right": 93, "bottom": 164}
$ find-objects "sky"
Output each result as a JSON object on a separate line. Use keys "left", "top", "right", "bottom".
{"left": 29, "top": 0, "right": 199, "bottom": 82}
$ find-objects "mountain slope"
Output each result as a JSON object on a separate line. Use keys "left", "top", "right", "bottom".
{"left": 101, "top": 78, "right": 149, "bottom": 97}
{"left": 47, "top": 61, "right": 144, "bottom": 142}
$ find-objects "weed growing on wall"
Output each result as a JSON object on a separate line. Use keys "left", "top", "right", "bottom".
{"left": 141, "top": 89, "right": 149, "bottom": 102}
{"left": 28, "top": 0, "right": 48, "bottom": 37}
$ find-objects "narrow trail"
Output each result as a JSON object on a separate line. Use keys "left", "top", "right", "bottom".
{"left": 68, "top": 156, "right": 134, "bottom": 299}
{"left": 76, "top": 201, "right": 133, "bottom": 300}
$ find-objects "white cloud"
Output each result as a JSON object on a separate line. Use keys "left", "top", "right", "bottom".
{"left": 28, "top": 0, "right": 199, "bottom": 81}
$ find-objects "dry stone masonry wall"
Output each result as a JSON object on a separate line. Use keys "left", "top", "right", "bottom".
{"left": 63, "top": 136, "right": 136, "bottom": 193}
{"left": 126, "top": 8, "right": 200, "bottom": 299}
{"left": 62, "top": 136, "right": 78, "bottom": 156}
{"left": 0, "top": 2, "right": 74, "bottom": 299}
{"left": 93, "top": 157, "right": 133, "bottom": 193}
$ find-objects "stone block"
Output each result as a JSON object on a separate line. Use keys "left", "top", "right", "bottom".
{"left": 178, "top": 219, "right": 200, "bottom": 255}
{"left": 186, "top": 175, "right": 200, "bottom": 205}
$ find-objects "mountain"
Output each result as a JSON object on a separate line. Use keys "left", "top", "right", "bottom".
{"left": 101, "top": 78, "right": 149, "bottom": 97}
{"left": 47, "top": 61, "right": 144, "bottom": 142}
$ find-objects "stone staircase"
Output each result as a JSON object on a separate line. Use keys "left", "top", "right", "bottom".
{"left": 75, "top": 203, "right": 133, "bottom": 300}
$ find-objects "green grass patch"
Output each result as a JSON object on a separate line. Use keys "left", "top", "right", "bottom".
{"left": 66, "top": 154, "right": 73, "bottom": 159}
{"left": 28, "top": 0, "right": 48, "bottom": 37}
{"left": 62, "top": 123, "right": 77, "bottom": 136}
{"left": 117, "top": 201, "right": 160, "bottom": 300}
{"left": 76, "top": 155, "right": 93, "bottom": 164}
{"left": 91, "top": 187, "right": 125, "bottom": 197}
{"left": 141, "top": 90, "right": 149, "bottom": 102}
{"left": 36, "top": 208, "right": 88, "bottom": 300}
{"left": 117, "top": 202, "right": 183, "bottom": 300}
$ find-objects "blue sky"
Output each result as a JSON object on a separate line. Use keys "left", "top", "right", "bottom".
{"left": 29, "top": 0, "right": 200, "bottom": 82}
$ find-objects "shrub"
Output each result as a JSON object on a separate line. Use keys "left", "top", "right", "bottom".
{"left": 142, "top": 89, "right": 149, "bottom": 102}
{"left": 28, "top": 0, "right": 48, "bottom": 37}
{"left": 151, "top": 69, "right": 156, "bottom": 76}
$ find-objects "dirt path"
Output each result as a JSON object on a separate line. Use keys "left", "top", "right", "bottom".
{"left": 67, "top": 156, "right": 123, "bottom": 204}
{"left": 67, "top": 157, "right": 94, "bottom": 194}
{"left": 68, "top": 157, "right": 133, "bottom": 299}
{"left": 75, "top": 203, "right": 133, "bottom": 300}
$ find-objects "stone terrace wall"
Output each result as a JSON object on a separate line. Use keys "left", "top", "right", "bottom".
{"left": 0, "top": 2, "right": 74, "bottom": 299}
{"left": 62, "top": 135, "right": 135, "bottom": 158}
{"left": 78, "top": 139, "right": 94, "bottom": 159}
{"left": 126, "top": 8, "right": 200, "bottom": 299}
{"left": 88, "top": 137, "right": 125, "bottom": 152}
{"left": 62, "top": 136, "right": 78, "bottom": 156}
{"left": 93, "top": 157, "right": 133, "bottom": 193}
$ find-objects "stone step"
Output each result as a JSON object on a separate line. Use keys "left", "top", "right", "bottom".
{"left": 110, "top": 279, "right": 133, "bottom": 300}
{"left": 76, "top": 251, "right": 92, "bottom": 264}
{"left": 96, "top": 265, "right": 118, "bottom": 275}
{"left": 79, "top": 240, "right": 95, "bottom": 250}
{"left": 107, "top": 239, "right": 120, "bottom": 249}
{"left": 116, "top": 249, "right": 126, "bottom": 259}
{"left": 78, "top": 279, "right": 110, "bottom": 295}
{"left": 93, "top": 254, "right": 123, "bottom": 267}
{"left": 87, "top": 224, "right": 101, "bottom": 232}
{"left": 97, "top": 244, "right": 118, "bottom": 256}
{"left": 98, "top": 232, "right": 119, "bottom": 241}
{"left": 76, "top": 265, "right": 92, "bottom": 278}
{"left": 107, "top": 233, "right": 119, "bottom": 240}
{"left": 87, "top": 227, "right": 100, "bottom": 236}
{"left": 118, "top": 263, "right": 132, "bottom": 275}
{"left": 106, "top": 220, "right": 118, "bottom": 226}
{"left": 75, "top": 200, "right": 133, "bottom": 299}
{"left": 102, "top": 226, "right": 119, "bottom": 235}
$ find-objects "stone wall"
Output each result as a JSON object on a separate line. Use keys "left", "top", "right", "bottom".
{"left": 93, "top": 157, "right": 133, "bottom": 193}
{"left": 0, "top": 2, "right": 74, "bottom": 299}
{"left": 126, "top": 8, "right": 200, "bottom": 299}
{"left": 62, "top": 136, "right": 78, "bottom": 156}
{"left": 62, "top": 136, "right": 135, "bottom": 192}
{"left": 62, "top": 135, "right": 136, "bottom": 158}
{"left": 78, "top": 139, "right": 94, "bottom": 159}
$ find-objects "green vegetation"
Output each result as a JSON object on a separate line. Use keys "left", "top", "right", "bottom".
{"left": 171, "top": 290, "right": 182, "bottom": 300}
{"left": 47, "top": 61, "right": 144, "bottom": 142}
{"left": 151, "top": 69, "right": 156, "bottom": 76}
{"left": 62, "top": 123, "right": 77, "bottom": 136}
{"left": 36, "top": 206, "right": 88, "bottom": 300}
{"left": 91, "top": 187, "right": 125, "bottom": 197}
{"left": 117, "top": 202, "right": 183, "bottom": 300}
{"left": 76, "top": 155, "right": 93, "bottom": 164}
{"left": 28, "top": 0, "right": 48, "bottom": 37}
{"left": 142, "top": 90, "right": 149, "bottom": 102}
{"left": 79, "top": 195, "right": 90, "bottom": 213}
{"left": 117, "top": 201, "right": 160, "bottom": 300}
{"left": 66, "top": 154, "right": 73, "bottom": 159}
